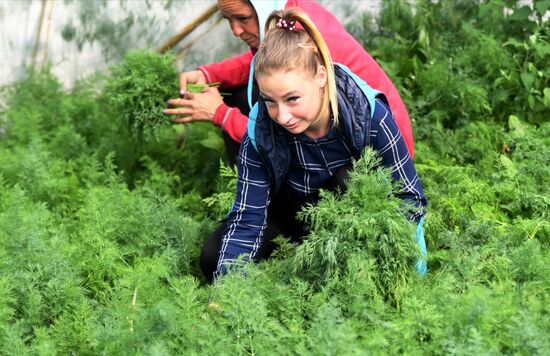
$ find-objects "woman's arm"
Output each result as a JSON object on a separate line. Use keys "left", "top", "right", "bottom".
{"left": 198, "top": 51, "right": 254, "bottom": 89}
{"left": 369, "top": 98, "right": 428, "bottom": 274}
{"left": 215, "top": 135, "right": 271, "bottom": 277}
{"left": 369, "top": 98, "right": 427, "bottom": 221}
{"left": 212, "top": 104, "right": 249, "bottom": 142}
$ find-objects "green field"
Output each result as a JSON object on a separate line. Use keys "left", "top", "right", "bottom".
{"left": 0, "top": 1, "right": 548, "bottom": 354}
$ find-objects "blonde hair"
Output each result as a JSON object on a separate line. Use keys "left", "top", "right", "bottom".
{"left": 254, "top": 9, "right": 339, "bottom": 125}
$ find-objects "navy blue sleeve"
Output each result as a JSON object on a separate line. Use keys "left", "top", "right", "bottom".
{"left": 215, "top": 134, "right": 272, "bottom": 277}
{"left": 369, "top": 98, "right": 427, "bottom": 222}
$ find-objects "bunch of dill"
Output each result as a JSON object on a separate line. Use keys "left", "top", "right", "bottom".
{"left": 106, "top": 49, "right": 178, "bottom": 139}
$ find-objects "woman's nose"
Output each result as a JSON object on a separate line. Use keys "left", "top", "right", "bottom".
{"left": 278, "top": 108, "right": 292, "bottom": 124}
{"left": 230, "top": 22, "right": 244, "bottom": 37}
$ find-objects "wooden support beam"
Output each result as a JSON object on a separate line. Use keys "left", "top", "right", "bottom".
{"left": 158, "top": 3, "right": 219, "bottom": 54}
{"left": 31, "top": 0, "right": 47, "bottom": 68}
{"left": 174, "top": 15, "right": 224, "bottom": 62}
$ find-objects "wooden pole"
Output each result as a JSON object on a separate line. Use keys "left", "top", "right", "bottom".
{"left": 31, "top": 0, "right": 47, "bottom": 69}
{"left": 42, "top": 0, "right": 56, "bottom": 68}
{"left": 174, "top": 16, "right": 224, "bottom": 62}
{"left": 158, "top": 3, "right": 219, "bottom": 54}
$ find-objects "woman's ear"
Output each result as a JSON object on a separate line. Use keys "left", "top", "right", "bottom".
{"left": 315, "top": 65, "right": 327, "bottom": 88}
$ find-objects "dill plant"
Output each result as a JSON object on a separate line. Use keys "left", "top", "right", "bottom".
{"left": 202, "top": 160, "right": 238, "bottom": 220}
{"left": 1, "top": 0, "right": 550, "bottom": 353}
{"left": 106, "top": 49, "right": 179, "bottom": 139}
{"left": 293, "top": 149, "right": 420, "bottom": 307}
{"left": 106, "top": 50, "right": 226, "bottom": 140}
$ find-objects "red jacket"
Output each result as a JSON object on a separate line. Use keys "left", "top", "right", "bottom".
{"left": 198, "top": 0, "right": 414, "bottom": 158}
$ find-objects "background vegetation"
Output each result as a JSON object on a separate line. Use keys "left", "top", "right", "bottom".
{"left": 0, "top": 0, "right": 548, "bottom": 353}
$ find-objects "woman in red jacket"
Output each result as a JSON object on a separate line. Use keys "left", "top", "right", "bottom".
{"left": 165, "top": 0, "right": 414, "bottom": 164}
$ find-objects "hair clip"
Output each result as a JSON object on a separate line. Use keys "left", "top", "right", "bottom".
{"left": 276, "top": 18, "right": 296, "bottom": 31}
{"left": 259, "top": 41, "right": 267, "bottom": 48}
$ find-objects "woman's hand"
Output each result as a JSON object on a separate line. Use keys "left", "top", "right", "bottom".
{"left": 179, "top": 70, "right": 207, "bottom": 96}
{"left": 165, "top": 86, "right": 223, "bottom": 124}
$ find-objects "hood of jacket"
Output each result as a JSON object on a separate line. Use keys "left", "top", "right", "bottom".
{"left": 245, "top": 1, "right": 285, "bottom": 110}
{"left": 249, "top": 0, "right": 286, "bottom": 43}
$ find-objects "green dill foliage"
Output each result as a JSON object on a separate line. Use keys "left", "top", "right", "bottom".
{"left": 107, "top": 49, "right": 178, "bottom": 139}
{"left": 293, "top": 149, "right": 419, "bottom": 307}
{"left": 494, "top": 117, "right": 550, "bottom": 222}
{"left": 203, "top": 161, "right": 238, "bottom": 220}
{"left": 348, "top": 0, "right": 550, "bottom": 132}
{"left": 1, "top": 0, "right": 550, "bottom": 353}
{"left": 0, "top": 186, "right": 86, "bottom": 352}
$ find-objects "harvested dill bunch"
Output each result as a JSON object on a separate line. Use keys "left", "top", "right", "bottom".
{"left": 106, "top": 49, "right": 178, "bottom": 139}
{"left": 186, "top": 82, "right": 229, "bottom": 96}
{"left": 186, "top": 83, "right": 216, "bottom": 93}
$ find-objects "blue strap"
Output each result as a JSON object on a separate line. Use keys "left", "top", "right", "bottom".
{"left": 334, "top": 63, "right": 380, "bottom": 118}
{"left": 247, "top": 54, "right": 257, "bottom": 110}
{"left": 415, "top": 217, "right": 428, "bottom": 275}
{"left": 247, "top": 102, "right": 259, "bottom": 151}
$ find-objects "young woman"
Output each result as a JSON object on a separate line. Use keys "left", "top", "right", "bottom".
{"left": 165, "top": 0, "right": 415, "bottom": 165}
{"left": 200, "top": 9, "right": 427, "bottom": 281}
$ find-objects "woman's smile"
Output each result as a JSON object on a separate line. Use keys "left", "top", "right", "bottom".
{"left": 284, "top": 121, "right": 300, "bottom": 130}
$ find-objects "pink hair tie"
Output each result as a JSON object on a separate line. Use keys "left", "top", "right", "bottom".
{"left": 276, "top": 18, "right": 296, "bottom": 31}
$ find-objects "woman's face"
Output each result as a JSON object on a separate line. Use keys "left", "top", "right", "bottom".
{"left": 218, "top": 0, "right": 260, "bottom": 48}
{"left": 257, "top": 67, "right": 329, "bottom": 139}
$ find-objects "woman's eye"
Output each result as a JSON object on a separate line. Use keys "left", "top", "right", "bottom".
{"left": 288, "top": 96, "right": 299, "bottom": 103}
